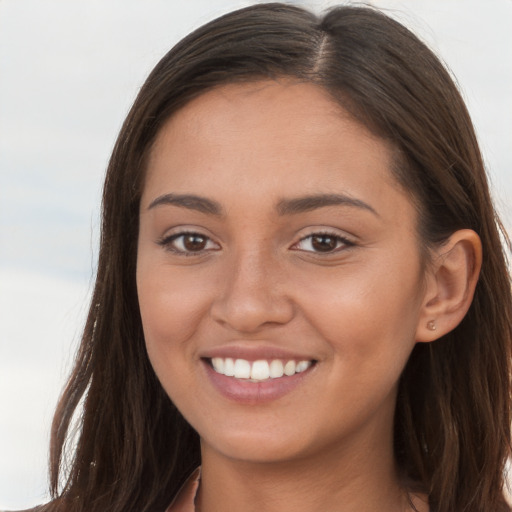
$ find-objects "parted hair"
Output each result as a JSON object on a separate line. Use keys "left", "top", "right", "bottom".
{"left": 36, "top": 3, "right": 511, "bottom": 512}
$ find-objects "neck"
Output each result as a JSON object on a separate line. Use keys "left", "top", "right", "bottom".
{"left": 196, "top": 425, "right": 412, "bottom": 512}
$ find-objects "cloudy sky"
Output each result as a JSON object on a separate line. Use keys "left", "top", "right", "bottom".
{"left": 1, "top": 0, "right": 511, "bottom": 508}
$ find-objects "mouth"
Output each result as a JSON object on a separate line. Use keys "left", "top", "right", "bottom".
{"left": 204, "top": 357, "right": 316, "bottom": 382}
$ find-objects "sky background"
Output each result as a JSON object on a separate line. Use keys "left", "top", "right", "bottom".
{"left": 1, "top": 0, "right": 511, "bottom": 508}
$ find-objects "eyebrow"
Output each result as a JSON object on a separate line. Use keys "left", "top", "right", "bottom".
{"left": 147, "top": 192, "right": 378, "bottom": 217}
{"left": 276, "top": 193, "right": 379, "bottom": 217}
{"left": 148, "top": 193, "right": 223, "bottom": 215}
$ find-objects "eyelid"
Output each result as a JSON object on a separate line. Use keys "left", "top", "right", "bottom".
{"left": 155, "top": 226, "right": 355, "bottom": 256}
{"left": 290, "top": 229, "right": 356, "bottom": 254}
{"left": 157, "top": 229, "right": 221, "bottom": 255}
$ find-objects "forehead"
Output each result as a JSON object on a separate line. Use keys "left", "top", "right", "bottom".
{"left": 143, "top": 80, "right": 405, "bottom": 212}
{"left": 162, "top": 80, "right": 346, "bottom": 132}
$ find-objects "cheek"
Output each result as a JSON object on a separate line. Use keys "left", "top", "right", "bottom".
{"left": 136, "top": 267, "right": 205, "bottom": 404}
{"left": 137, "top": 262, "right": 212, "bottom": 346}
{"left": 297, "top": 260, "right": 423, "bottom": 364}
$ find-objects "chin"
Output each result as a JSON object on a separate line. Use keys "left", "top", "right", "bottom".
{"left": 199, "top": 422, "right": 323, "bottom": 465}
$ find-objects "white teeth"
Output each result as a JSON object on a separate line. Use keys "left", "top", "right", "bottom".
{"left": 233, "top": 359, "right": 251, "bottom": 379}
{"left": 210, "top": 357, "right": 313, "bottom": 381}
{"left": 211, "top": 357, "right": 224, "bottom": 373}
{"left": 224, "top": 358, "right": 235, "bottom": 376}
{"left": 269, "top": 359, "right": 284, "bottom": 378}
{"left": 283, "top": 360, "right": 296, "bottom": 376}
{"left": 251, "top": 360, "right": 270, "bottom": 380}
{"left": 296, "top": 360, "right": 310, "bottom": 373}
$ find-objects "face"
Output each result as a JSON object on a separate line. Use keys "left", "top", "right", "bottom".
{"left": 137, "top": 81, "right": 428, "bottom": 465}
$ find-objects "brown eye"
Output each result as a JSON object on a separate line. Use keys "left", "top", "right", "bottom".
{"left": 159, "top": 232, "right": 220, "bottom": 255}
{"left": 311, "top": 235, "right": 338, "bottom": 252}
{"left": 292, "top": 232, "right": 354, "bottom": 254}
{"left": 182, "top": 234, "right": 208, "bottom": 251}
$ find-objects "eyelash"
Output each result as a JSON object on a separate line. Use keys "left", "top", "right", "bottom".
{"left": 292, "top": 231, "right": 355, "bottom": 254}
{"left": 157, "top": 231, "right": 220, "bottom": 256}
{"left": 157, "top": 230, "right": 355, "bottom": 256}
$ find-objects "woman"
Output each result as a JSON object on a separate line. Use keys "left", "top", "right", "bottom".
{"left": 29, "top": 3, "right": 512, "bottom": 512}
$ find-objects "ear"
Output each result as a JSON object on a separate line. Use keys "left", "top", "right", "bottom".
{"left": 416, "top": 229, "right": 482, "bottom": 342}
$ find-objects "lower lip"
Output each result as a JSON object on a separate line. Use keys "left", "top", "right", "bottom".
{"left": 202, "top": 360, "right": 314, "bottom": 404}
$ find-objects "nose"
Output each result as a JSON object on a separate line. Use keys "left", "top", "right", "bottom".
{"left": 210, "top": 250, "right": 295, "bottom": 333}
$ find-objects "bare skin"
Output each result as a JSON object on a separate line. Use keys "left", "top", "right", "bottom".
{"left": 137, "top": 80, "right": 479, "bottom": 512}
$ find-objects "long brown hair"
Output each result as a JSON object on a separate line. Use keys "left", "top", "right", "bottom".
{"left": 41, "top": 4, "right": 511, "bottom": 512}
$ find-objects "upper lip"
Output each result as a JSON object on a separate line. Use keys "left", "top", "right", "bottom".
{"left": 200, "top": 344, "right": 317, "bottom": 362}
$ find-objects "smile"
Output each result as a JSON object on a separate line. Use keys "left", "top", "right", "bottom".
{"left": 210, "top": 357, "right": 313, "bottom": 382}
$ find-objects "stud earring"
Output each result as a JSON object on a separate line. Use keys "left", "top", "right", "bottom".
{"left": 427, "top": 320, "right": 437, "bottom": 331}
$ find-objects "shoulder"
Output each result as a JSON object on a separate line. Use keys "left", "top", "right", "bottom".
{"left": 166, "top": 467, "right": 201, "bottom": 512}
